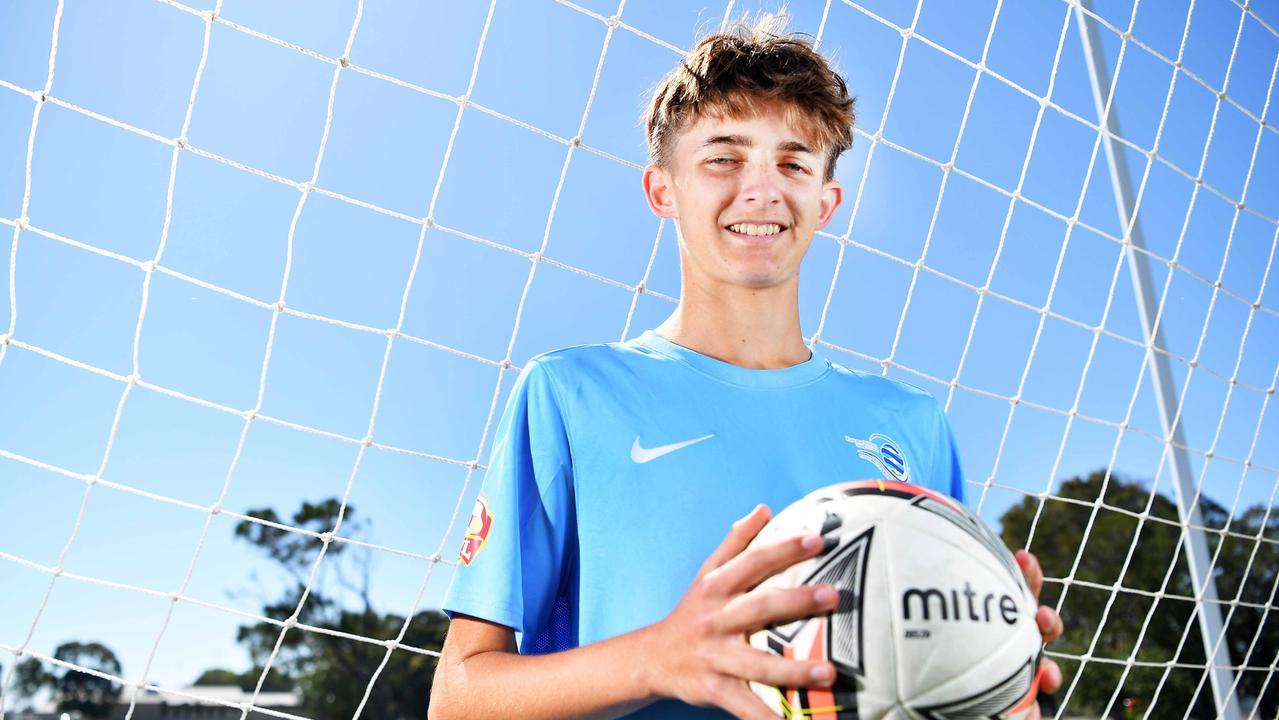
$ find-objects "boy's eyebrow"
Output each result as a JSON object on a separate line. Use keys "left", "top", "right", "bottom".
{"left": 699, "top": 135, "right": 816, "bottom": 154}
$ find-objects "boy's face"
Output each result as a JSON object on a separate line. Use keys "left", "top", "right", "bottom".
{"left": 642, "top": 108, "right": 843, "bottom": 293}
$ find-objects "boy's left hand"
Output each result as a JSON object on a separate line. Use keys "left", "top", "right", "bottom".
{"left": 1016, "top": 548, "right": 1064, "bottom": 716}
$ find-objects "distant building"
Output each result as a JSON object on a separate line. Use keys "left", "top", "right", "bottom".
{"left": 11, "top": 685, "right": 302, "bottom": 720}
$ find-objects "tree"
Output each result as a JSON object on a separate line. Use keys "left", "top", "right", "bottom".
{"left": 231, "top": 498, "right": 449, "bottom": 719}
{"left": 999, "top": 470, "right": 1278, "bottom": 718}
{"left": 193, "top": 668, "right": 240, "bottom": 686}
{"left": 12, "top": 642, "right": 123, "bottom": 718}
{"left": 193, "top": 666, "right": 294, "bottom": 692}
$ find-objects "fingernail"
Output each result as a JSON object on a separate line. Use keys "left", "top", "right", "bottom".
{"left": 801, "top": 535, "right": 823, "bottom": 551}
{"left": 815, "top": 587, "right": 838, "bottom": 604}
{"left": 811, "top": 664, "right": 834, "bottom": 682}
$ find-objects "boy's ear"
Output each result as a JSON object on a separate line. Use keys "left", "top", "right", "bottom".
{"left": 642, "top": 164, "right": 678, "bottom": 219}
{"left": 815, "top": 179, "right": 843, "bottom": 230}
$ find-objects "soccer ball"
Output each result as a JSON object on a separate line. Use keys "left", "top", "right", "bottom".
{"left": 747, "top": 480, "right": 1044, "bottom": 719}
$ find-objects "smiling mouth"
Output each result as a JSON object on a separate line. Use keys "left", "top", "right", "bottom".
{"left": 725, "top": 222, "right": 788, "bottom": 238}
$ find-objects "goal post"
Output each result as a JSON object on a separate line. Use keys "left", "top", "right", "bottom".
{"left": 1075, "top": 1, "right": 1244, "bottom": 716}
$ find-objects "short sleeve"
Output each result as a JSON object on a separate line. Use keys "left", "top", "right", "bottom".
{"left": 932, "top": 400, "right": 966, "bottom": 504}
{"left": 442, "top": 357, "right": 576, "bottom": 650}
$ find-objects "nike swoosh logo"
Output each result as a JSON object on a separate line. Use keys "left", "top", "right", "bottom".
{"left": 631, "top": 434, "right": 715, "bottom": 464}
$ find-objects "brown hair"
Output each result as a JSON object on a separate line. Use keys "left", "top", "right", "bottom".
{"left": 643, "top": 12, "right": 856, "bottom": 182}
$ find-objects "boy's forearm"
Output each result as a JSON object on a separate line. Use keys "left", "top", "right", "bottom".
{"left": 431, "top": 514, "right": 837, "bottom": 720}
{"left": 431, "top": 623, "right": 663, "bottom": 720}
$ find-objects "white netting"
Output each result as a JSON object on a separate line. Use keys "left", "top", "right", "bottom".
{"left": 0, "top": 0, "right": 1275, "bottom": 718}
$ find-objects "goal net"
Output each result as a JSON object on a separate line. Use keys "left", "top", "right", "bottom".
{"left": 0, "top": 0, "right": 1275, "bottom": 718}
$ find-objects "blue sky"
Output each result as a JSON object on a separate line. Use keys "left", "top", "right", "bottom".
{"left": 0, "top": 0, "right": 1277, "bottom": 702}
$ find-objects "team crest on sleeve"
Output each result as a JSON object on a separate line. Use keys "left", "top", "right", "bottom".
{"left": 458, "top": 494, "right": 493, "bottom": 566}
{"left": 845, "top": 433, "right": 910, "bottom": 483}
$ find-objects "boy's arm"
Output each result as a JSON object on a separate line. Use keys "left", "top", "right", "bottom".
{"left": 430, "top": 505, "right": 839, "bottom": 720}
{"left": 429, "top": 615, "right": 655, "bottom": 720}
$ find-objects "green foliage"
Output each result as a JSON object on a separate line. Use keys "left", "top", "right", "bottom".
{"left": 193, "top": 668, "right": 240, "bottom": 686}
{"left": 289, "top": 608, "right": 447, "bottom": 719}
{"left": 233, "top": 499, "right": 357, "bottom": 579}
{"left": 999, "top": 470, "right": 1279, "bottom": 718}
{"left": 193, "top": 666, "right": 294, "bottom": 692}
{"left": 231, "top": 499, "right": 448, "bottom": 719}
{"left": 13, "top": 641, "right": 123, "bottom": 718}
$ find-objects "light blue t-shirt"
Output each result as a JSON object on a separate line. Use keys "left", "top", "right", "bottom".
{"left": 443, "top": 330, "right": 965, "bottom": 719}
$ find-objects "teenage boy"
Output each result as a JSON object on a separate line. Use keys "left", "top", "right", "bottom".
{"left": 431, "top": 16, "right": 1063, "bottom": 720}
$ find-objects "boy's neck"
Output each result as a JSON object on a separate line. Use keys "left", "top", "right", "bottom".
{"left": 653, "top": 280, "right": 811, "bottom": 370}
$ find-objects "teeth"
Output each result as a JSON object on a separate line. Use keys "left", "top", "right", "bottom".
{"left": 728, "top": 223, "right": 783, "bottom": 237}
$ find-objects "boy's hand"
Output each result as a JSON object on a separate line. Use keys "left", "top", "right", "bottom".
{"left": 642, "top": 504, "right": 839, "bottom": 720}
{"left": 1016, "top": 549, "right": 1065, "bottom": 719}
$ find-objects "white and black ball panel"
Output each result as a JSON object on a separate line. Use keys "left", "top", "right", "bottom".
{"left": 881, "top": 489, "right": 1031, "bottom": 598}
{"left": 908, "top": 651, "right": 1042, "bottom": 719}
{"left": 880, "top": 500, "right": 1039, "bottom": 702}
{"left": 747, "top": 480, "right": 1042, "bottom": 720}
{"left": 888, "top": 528, "right": 1040, "bottom": 706}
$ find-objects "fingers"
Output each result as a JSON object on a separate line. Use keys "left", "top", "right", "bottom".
{"left": 698, "top": 505, "right": 772, "bottom": 578}
{"left": 719, "top": 584, "right": 841, "bottom": 635}
{"left": 1018, "top": 552, "right": 1063, "bottom": 644}
{"left": 1022, "top": 657, "right": 1063, "bottom": 720}
{"left": 715, "top": 680, "right": 784, "bottom": 720}
{"left": 1037, "top": 605, "right": 1064, "bottom": 644}
{"left": 710, "top": 646, "right": 836, "bottom": 694}
{"left": 1016, "top": 549, "right": 1044, "bottom": 600}
{"left": 1038, "top": 657, "right": 1063, "bottom": 694}
{"left": 1015, "top": 552, "right": 1062, "bottom": 720}
{"left": 708, "top": 533, "right": 826, "bottom": 596}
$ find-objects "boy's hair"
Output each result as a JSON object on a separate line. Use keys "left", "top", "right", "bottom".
{"left": 643, "top": 13, "right": 856, "bottom": 182}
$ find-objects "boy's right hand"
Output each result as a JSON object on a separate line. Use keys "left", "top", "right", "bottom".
{"left": 640, "top": 504, "right": 841, "bottom": 720}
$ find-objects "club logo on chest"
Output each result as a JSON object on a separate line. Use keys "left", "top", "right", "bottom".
{"left": 845, "top": 432, "right": 910, "bottom": 483}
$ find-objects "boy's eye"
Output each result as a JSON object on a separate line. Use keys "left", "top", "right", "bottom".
{"left": 705, "top": 157, "right": 809, "bottom": 173}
